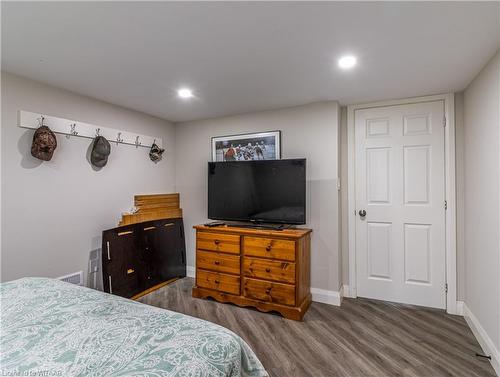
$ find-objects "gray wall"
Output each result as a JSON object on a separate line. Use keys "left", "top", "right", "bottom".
{"left": 175, "top": 102, "right": 341, "bottom": 292}
{"left": 454, "top": 92, "right": 466, "bottom": 301}
{"left": 174, "top": 97, "right": 473, "bottom": 297}
{"left": 463, "top": 50, "right": 500, "bottom": 350}
{"left": 340, "top": 107, "right": 349, "bottom": 286}
{"left": 1, "top": 72, "right": 176, "bottom": 284}
{"left": 4, "top": 63, "right": 495, "bottom": 323}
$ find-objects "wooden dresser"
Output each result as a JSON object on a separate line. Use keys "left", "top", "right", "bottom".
{"left": 192, "top": 225, "right": 312, "bottom": 320}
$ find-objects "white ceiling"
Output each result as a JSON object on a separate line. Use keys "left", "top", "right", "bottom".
{"left": 2, "top": 2, "right": 500, "bottom": 122}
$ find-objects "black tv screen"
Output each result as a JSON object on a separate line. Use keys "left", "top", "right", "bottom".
{"left": 208, "top": 159, "right": 306, "bottom": 224}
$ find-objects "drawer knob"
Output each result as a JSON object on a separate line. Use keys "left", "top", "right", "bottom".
{"left": 214, "top": 261, "right": 220, "bottom": 265}
{"left": 214, "top": 239, "right": 220, "bottom": 245}
{"left": 265, "top": 245, "right": 272, "bottom": 251}
{"left": 265, "top": 268, "right": 271, "bottom": 273}
{"left": 214, "top": 280, "right": 220, "bottom": 284}
{"left": 265, "top": 288, "right": 271, "bottom": 294}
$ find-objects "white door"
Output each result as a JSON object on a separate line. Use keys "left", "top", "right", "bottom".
{"left": 355, "top": 100, "right": 446, "bottom": 309}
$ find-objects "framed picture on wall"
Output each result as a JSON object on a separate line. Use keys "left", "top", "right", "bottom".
{"left": 211, "top": 130, "right": 281, "bottom": 162}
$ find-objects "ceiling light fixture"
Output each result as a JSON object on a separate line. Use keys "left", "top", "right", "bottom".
{"left": 177, "top": 88, "right": 194, "bottom": 99}
{"left": 338, "top": 55, "right": 357, "bottom": 69}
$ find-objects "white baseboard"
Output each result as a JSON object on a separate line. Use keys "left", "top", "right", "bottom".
{"left": 446, "top": 299, "right": 460, "bottom": 316}
{"left": 463, "top": 303, "right": 500, "bottom": 376}
{"left": 311, "top": 287, "right": 342, "bottom": 306}
{"left": 186, "top": 266, "right": 195, "bottom": 278}
{"left": 342, "top": 284, "right": 357, "bottom": 298}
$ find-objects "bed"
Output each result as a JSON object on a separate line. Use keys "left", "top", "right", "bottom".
{"left": 0, "top": 277, "right": 268, "bottom": 377}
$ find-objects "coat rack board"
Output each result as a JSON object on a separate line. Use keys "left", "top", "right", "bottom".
{"left": 18, "top": 110, "right": 163, "bottom": 149}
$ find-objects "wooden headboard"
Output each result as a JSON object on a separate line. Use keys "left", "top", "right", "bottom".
{"left": 119, "top": 193, "right": 182, "bottom": 226}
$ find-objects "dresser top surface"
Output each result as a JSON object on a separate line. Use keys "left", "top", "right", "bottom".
{"left": 194, "top": 224, "right": 312, "bottom": 239}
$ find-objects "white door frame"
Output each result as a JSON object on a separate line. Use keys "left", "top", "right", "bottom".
{"left": 347, "top": 93, "right": 458, "bottom": 315}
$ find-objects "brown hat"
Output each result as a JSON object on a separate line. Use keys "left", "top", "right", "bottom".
{"left": 31, "top": 125, "right": 57, "bottom": 161}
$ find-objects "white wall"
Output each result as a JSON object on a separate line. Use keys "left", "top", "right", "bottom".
{"left": 175, "top": 102, "right": 341, "bottom": 292}
{"left": 463, "top": 50, "right": 500, "bottom": 355}
{"left": 1, "top": 72, "right": 176, "bottom": 284}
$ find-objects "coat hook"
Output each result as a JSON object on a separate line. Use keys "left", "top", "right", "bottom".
{"left": 116, "top": 132, "right": 123, "bottom": 145}
{"left": 67, "top": 123, "right": 78, "bottom": 139}
{"left": 95, "top": 128, "right": 100, "bottom": 137}
{"left": 135, "top": 136, "right": 141, "bottom": 148}
{"left": 38, "top": 116, "right": 45, "bottom": 127}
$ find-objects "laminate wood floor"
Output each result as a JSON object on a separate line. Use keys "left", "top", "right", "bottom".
{"left": 138, "top": 278, "right": 495, "bottom": 377}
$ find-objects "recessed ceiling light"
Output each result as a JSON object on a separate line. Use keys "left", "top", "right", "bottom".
{"left": 177, "top": 88, "right": 194, "bottom": 99}
{"left": 338, "top": 55, "right": 357, "bottom": 69}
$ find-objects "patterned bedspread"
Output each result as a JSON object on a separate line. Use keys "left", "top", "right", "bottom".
{"left": 0, "top": 278, "right": 268, "bottom": 377}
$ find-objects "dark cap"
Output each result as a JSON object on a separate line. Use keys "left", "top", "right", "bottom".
{"left": 149, "top": 142, "right": 165, "bottom": 162}
{"left": 31, "top": 125, "right": 57, "bottom": 161}
{"left": 90, "top": 136, "right": 111, "bottom": 168}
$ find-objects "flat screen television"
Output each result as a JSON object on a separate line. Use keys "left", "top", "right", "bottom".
{"left": 208, "top": 159, "right": 306, "bottom": 224}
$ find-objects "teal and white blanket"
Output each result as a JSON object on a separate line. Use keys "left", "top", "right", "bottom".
{"left": 0, "top": 278, "right": 268, "bottom": 377}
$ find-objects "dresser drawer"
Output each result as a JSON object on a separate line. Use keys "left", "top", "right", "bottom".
{"left": 196, "top": 269, "right": 241, "bottom": 295}
{"left": 197, "top": 232, "right": 240, "bottom": 254}
{"left": 243, "top": 278, "right": 295, "bottom": 306}
{"left": 197, "top": 250, "right": 240, "bottom": 275}
{"left": 243, "top": 257, "right": 295, "bottom": 284}
{"left": 243, "top": 236, "right": 295, "bottom": 261}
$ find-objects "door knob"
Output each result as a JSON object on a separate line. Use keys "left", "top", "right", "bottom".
{"left": 359, "top": 210, "right": 367, "bottom": 218}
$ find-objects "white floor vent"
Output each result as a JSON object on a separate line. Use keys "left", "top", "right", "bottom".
{"left": 58, "top": 271, "right": 84, "bottom": 286}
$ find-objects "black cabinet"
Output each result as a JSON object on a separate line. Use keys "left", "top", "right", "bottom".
{"left": 102, "top": 218, "right": 186, "bottom": 298}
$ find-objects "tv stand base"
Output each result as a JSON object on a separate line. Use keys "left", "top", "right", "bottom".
{"left": 192, "top": 287, "right": 311, "bottom": 321}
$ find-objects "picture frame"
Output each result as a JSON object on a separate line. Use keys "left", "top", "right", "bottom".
{"left": 211, "top": 130, "right": 281, "bottom": 162}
